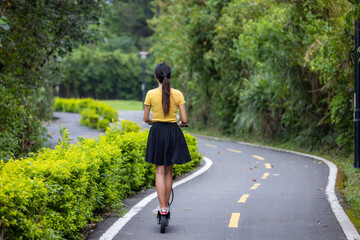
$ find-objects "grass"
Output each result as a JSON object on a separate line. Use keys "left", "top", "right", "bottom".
{"left": 99, "top": 100, "right": 143, "bottom": 111}
{"left": 185, "top": 127, "right": 360, "bottom": 232}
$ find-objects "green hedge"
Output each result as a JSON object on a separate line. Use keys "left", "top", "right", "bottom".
{"left": 0, "top": 121, "right": 202, "bottom": 239}
{"left": 54, "top": 98, "right": 118, "bottom": 131}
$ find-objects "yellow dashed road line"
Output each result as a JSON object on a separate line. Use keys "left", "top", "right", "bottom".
{"left": 252, "top": 155, "right": 265, "bottom": 160}
{"left": 238, "top": 194, "right": 250, "bottom": 203}
{"left": 205, "top": 144, "right": 218, "bottom": 148}
{"left": 250, "top": 183, "right": 261, "bottom": 190}
{"left": 261, "top": 172, "right": 270, "bottom": 179}
{"left": 265, "top": 163, "right": 272, "bottom": 169}
{"left": 228, "top": 213, "right": 241, "bottom": 228}
{"left": 227, "top": 148, "right": 243, "bottom": 154}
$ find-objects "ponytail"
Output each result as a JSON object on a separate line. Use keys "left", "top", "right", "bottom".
{"left": 162, "top": 74, "right": 171, "bottom": 116}
{"left": 154, "top": 62, "right": 172, "bottom": 116}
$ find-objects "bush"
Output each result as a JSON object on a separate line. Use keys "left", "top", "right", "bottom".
{"left": 54, "top": 97, "right": 118, "bottom": 131}
{"left": 0, "top": 122, "right": 202, "bottom": 239}
{"left": 80, "top": 108, "right": 101, "bottom": 130}
{"left": 0, "top": 80, "right": 49, "bottom": 161}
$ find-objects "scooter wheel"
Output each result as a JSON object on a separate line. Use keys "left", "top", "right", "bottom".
{"left": 160, "top": 215, "right": 166, "bottom": 233}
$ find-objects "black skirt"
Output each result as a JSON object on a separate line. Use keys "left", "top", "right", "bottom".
{"left": 145, "top": 122, "right": 192, "bottom": 165}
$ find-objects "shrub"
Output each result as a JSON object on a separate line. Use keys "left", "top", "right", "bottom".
{"left": 80, "top": 108, "right": 100, "bottom": 129}
{"left": 106, "top": 120, "right": 142, "bottom": 136}
{"left": 54, "top": 97, "right": 118, "bottom": 131}
{"left": 0, "top": 122, "right": 202, "bottom": 239}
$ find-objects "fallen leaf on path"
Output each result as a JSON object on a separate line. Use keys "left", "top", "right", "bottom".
{"left": 252, "top": 179, "right": 257, "bottom": 182}
{"left": 250, "top": 168, "right": 254, "bottom": 170}
{"left": 218, "top": 151, "right": 222, "bottom": 154}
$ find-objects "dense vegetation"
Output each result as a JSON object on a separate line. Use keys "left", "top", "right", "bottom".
{"left": 0, "top": 122, "right": 202, "bottom": 239}
{"left": 54, "top": 98, "right": 118, "bottom": 131}
{"left": 59, "top": 0, "right": 158, "bottom": 100}
{"left": 150, "top": 0, "right": 358, "bottom": 154}
{"left": 0, "top": 0, "right": 105, "bottom": 160}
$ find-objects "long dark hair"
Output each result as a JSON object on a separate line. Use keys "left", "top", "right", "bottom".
{"left": 154, "top": 62, "right": 171, "bottom": 116}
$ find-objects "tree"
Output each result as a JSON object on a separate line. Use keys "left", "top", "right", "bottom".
{"left": 150, "top": 0, "right": 359, "bottom": 152}
{"left": 0, "top": 0, "right": 105, "bottom": 160}
{"left": 59, "top": 0, "right": 158, "bottom": 100}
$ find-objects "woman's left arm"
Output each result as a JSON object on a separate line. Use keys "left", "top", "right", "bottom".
{"left": 143, "top": 105, "right": 153, "bottom": 124}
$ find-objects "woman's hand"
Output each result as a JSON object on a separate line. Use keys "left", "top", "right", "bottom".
{"left": 178, "top": 121, "right": 188, "bottom": 127}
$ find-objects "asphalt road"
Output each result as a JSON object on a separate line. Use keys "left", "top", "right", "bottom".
{"left": 45, "top": 111, "right": 147, "bottom": 148}
{"left": 87, "top": 111, "right": 351, "bottom": 240}
{"left": 45, "top": 111, "right": 102, "bottom": 148}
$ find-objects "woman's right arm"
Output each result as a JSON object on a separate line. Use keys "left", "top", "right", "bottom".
{"left": 178, "top": 104, "right": 188, "bottom": 126}
{"left": 143, "top": 105, "right": 153, "bottom": 124}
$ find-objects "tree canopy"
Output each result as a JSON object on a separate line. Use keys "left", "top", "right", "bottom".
{"left": 149, "top": 0, "right": 359, "bottom": 153}
{"left": 0, "top": 0, "right": 105, "bottom": 159}
{"left": 58, "top": 0, "right": 157, "bottom": 100}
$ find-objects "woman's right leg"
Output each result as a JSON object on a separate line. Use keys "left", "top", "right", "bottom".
{"left": 155, "top": 164, "right": 174, "bottom": 209}
{"left": 164, "top": 165, "right": 173, "bottom": 207}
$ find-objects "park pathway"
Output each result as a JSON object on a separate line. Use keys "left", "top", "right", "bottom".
{"left": 46, "top": 110, "right": 150, "bottom": 148}
{"left": 86, "top": 111, "right": 359, "bottom": 240}
{"left": 45, "top": 111, "right": 103, "bottom": 148}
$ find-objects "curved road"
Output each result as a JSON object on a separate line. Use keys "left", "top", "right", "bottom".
{"left": 45, "top": 111, "right": 102, "bottom": 148}
{"left": 84, "top": 111, "right": 359, "bottom": 240}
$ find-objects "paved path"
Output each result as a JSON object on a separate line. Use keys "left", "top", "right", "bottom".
{"left": 44, "top": 112, "right": 103, "bottom": 148}
{"left": 118, "top": 110, "right": 151, "bottom": 130}
{"left": 45, "top": 111, "right": 147, "bottom": 148}
{"left": 86, "top": 111, "right": 358, "bottom": 240}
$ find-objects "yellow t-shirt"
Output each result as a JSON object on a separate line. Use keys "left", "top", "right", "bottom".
{"left": 144, "top": 88, "right": 185, "bottom": 123}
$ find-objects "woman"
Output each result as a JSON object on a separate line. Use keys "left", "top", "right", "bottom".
{"left": 143, "top": 62, "right": 191, "bottom": 215}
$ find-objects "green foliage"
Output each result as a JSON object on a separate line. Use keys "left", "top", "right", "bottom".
{"left": 343, "top": 163, "right": 360, "bottom": 216}
{"left": 0, "top": 122, "right": 202, "bottom": 239}
{"left": 80, "top": 108, "right": 100, "bottom": 130}
{"left": 59, "top": 0, "right": 158, "bottom": 100}
{"left": 102, "top": 0, "right": 154, "bottom": 50}
{"left": 0, "top": 79, "right": 48, "bottom": 161}
{"left": 0, "top": 0, "right": 105, "bottom": 160}
{"left": 106, "top": 120, "right": 142, "bottom": 137}
{"left": 60, "top": 46, "right": 144, "bottom": 100}
{"left": 150, "top": 0, "right": 357, "bottom": 152}
{"left": 54, "top": 97, "right": 118, "bottom": 131}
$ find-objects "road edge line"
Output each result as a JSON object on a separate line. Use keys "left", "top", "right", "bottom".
{"left": 237, "top": 141, "right": 360, "bottom": 240}
{"left": 99, "top": 156, "right": 213, "bottom": 240}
